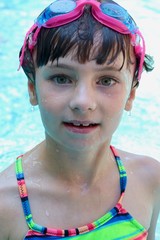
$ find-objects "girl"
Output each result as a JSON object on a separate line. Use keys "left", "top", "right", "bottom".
{"left": 0, "top": 0, "right": 160, "bottom": 239}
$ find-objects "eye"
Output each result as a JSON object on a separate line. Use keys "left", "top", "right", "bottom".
{"left": 49, "top": 75, "right": 72, "bottom": 85}
{"left": 98, "top": 77, "right": 117, "bottom": 86}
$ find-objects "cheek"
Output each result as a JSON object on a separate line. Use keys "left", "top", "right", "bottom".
{"left": 38, "top": 97, "right": 64, "bottom": 118}
{"left": 36, "top": 84, "right": 67, "bottom": 113}
{"left": 37, "top": 97, "right": 61, "bottom": 135}
{"left": 100, "top": 87, "right": 130, "bottom": 133}
{"left": 107, "top": 103, "right": 124, "bottom": 125}
{"left": 103, "top": 88, "right": 129, "bottom": 114}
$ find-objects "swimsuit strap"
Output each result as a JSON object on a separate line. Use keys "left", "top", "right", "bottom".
{"left": 15, "top": 155, "right": 46, "bottom": 233}
{"left": 15, "top": 146, "right": 128, "bottom": 236}
{"left": 110, "top": 146, "right": 127, "bottom": 196}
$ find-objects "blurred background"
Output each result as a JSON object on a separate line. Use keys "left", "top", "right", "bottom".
{"left": 0, "top": 0, "right": 160, "bottom": 236}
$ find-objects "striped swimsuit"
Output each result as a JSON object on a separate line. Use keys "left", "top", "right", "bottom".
{"left": 15, "top": 146, "right": 148, "bottom": 239}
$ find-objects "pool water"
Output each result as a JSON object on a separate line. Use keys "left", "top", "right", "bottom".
{"left": 0, "top": 0, "right": 160, "bottom": 238}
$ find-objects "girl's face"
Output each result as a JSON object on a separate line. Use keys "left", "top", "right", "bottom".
{"left": 29, "top": 51, "right": 136, "bottom": 151}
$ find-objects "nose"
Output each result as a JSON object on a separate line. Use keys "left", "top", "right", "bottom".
{"left": 69, "top": 83, "right": 97, "bottom": 113}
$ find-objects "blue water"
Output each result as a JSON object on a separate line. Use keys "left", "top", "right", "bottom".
{"left": 0, "top": 0, "right": 160, "bottom": 238}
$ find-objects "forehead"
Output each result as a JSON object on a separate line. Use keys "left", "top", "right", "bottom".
{"left": 46, "top": 50, "right": 135, "bottom": 74}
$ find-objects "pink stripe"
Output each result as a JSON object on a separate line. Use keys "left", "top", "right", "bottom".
{"left": 68, "top": 228, "right": 77, "bottom": 236}
{"left": 134, "top": 231, "right": 148, "bottom": 240}
{"left": 17, "top": 179, "right": 28, "bottom": 197}
{"left": 47, "top": 228, "right": 64, "bottom": 236}
{"left": 87, "top": 223, "right": 95, "bottom": 231}
{"left": 17, "top": 179, "right": 25, "bottom": 185}
{"left": 26, "top": 230, "right": 44, "bottom": 236}
{"left": 110, "top": 146, "right": 119, "bottom": 157}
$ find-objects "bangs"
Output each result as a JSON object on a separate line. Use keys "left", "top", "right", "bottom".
{"left": 21, "top": 4, "right": 154, "bottom": 84}
{"left": 36, "top": 10, "right": 132, "bottom": 70}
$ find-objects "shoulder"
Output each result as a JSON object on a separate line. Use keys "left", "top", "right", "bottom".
{"left": 118, "top": 149, "right": 160, "bottom": 234}
{"left": 118, "top": 149, "right": 160, "bottom": 188}
{"left": 117, "top": 149, "right": 160, "bottom": 234}
{"left": 0, "top": 165, "right": 14, "bottom": 238}
{"left": 0, "top": 163, "right": 27, "bottom": 239}
{"left": 117, "top": 148, "right": 160, "bottom": 208}
{"left": 0, "top": 164, "right": 17, "bottom": 203}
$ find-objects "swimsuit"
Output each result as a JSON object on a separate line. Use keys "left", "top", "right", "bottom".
{"left": 15, "top": 146, "right": 148, "bottom": 239}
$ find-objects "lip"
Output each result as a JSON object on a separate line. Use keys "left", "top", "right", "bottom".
{"left": 63, "top": 121, "right": 99, "bottom": 134}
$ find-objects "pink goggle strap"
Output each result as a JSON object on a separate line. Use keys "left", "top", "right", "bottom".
{"left": 18, "top": 24, "right": 40, "bottom": 70}
{"left": 131, "top": 30, "right": 146, "bottom": 80}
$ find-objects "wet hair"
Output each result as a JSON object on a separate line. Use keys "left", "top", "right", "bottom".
{"left": 20, "top": 6, "right": 154, "bottom": 87}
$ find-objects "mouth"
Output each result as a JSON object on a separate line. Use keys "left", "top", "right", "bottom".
{"left": 63, "top": 121, "right": 100, "bottom": 134}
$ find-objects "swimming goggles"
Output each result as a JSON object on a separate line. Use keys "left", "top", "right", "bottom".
{"left": 19, "top": 0, "right": 145, "bottom": 80}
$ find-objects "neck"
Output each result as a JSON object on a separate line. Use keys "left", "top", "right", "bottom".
{"left": 38, "top": 139, "right": 113, "bottom": 186}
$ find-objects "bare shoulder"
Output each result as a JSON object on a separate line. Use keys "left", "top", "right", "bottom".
{"left": 118, "top": 149, "right": 160, "bottom": 187}
{"left": 0, "top": 164, "right": 18, "bottom": 239}
{"left": 0, "top": 164, "right": 27, "bottom": 239}
{"left": 118, "top": 149, "right": 160, "bottom": 238}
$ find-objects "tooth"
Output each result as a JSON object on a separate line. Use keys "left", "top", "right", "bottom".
{"left": 82, "top": 123, "right": 90, "bottom": 126}
{"left": 73, "top": 123, "right": 81, "bottom": 126}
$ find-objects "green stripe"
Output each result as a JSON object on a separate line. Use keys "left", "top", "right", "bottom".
{"left": 15, "top": 157, "right": 23, "bottom": 174}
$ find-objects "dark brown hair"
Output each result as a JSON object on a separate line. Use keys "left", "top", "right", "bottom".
{"left": 21, "top": 6, "right": 154, "bottom": 87}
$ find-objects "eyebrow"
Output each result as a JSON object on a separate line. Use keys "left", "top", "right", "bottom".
{"left": 46, "top": 63, "right": 121, "bottom": 72}
{"left": 46, "top": 63, "right": 74, "bottom": 71}
{"left": 93, "top": 66, "right": 121, "bottom": 72}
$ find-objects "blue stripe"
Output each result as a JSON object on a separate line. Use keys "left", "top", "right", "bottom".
{"left": 16, "top": 172, "right": 24, "bottom": 180}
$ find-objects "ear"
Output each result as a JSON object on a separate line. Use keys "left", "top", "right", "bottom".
{"left": 28, "top": 80, "right": 38, "bottom": 106}
{"left": 125, "top": 87, "right": 136, "bottom": 111}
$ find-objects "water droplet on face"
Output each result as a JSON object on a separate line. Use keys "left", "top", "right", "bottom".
{"left": 32, "top": 161, "right": 42, "bottom": 167}
{"left": 46, "top": 210, "right": 50, "bottom": 217}
{"left": 31, "top": 178, "right": 41, "bottom": 188}
{"left": 66, "top": 187, "right": 71, "bottom": 193}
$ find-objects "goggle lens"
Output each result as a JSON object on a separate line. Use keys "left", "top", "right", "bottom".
{"left": 100, "top": 3, "right": 137, "bottom": 33}
{"left": 37, "top": 0, "right": 76, "bottom": 25}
